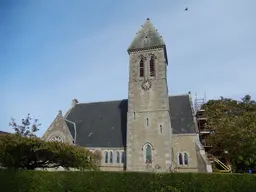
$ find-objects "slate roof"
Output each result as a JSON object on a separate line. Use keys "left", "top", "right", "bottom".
{"left": 128, "top": 18, "right": 166, "bottom": 52}
{"left": 65, "top": 95, "right": 197, "bottom": 148}
{"left": 0, "top": 130, "right": 10, "bottom": 135}
{"left": 127, "top": 18, "right": 168, "bottom": 64}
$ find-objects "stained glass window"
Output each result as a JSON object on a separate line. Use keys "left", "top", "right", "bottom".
{"left": 146, "top": 144, "right": 152, "bottom": 162}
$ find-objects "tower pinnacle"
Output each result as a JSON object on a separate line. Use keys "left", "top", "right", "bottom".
{"left": 128, "top": 18, "right": 165, "bottom": 52}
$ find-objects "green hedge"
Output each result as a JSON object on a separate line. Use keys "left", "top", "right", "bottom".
{"left": 0, "top": 169, "right": 255, "bottom": 192}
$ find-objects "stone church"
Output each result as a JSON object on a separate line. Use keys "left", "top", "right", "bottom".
{"left": 42, "top": 18, "right": 212, "bottom": 173}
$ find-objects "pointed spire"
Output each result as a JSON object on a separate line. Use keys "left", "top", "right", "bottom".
{"left": 128, "top": 18, "right": 166, "bottom": 52}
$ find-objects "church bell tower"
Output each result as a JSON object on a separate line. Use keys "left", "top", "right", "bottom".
{"left": 126, "top": 18, "right": 172, "bottom": 171}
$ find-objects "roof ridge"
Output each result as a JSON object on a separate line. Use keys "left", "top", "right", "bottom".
{"left": 76, "top": 99, "right": 127, "bottom": 105}
{"left": 169, "top": 93, "right": 190, "bottom": 97}
{"left": 0, "top": 130, "right": 10, "bottom": 134}
{"left": 74, "top": 94, "right": 191, "bottom": 105}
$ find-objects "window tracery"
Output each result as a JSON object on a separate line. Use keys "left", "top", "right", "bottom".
{"left": 49, "top": 136, "right": 63, "bottom": 142}
{"left": 178, "top": 152, "right": 189, "bottom": 166}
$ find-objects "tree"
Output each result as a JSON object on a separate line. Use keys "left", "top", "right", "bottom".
{"left": 0, "top": 134, "right": 100, "bottom": 170}
{"left": 202, "top": 95, "right": 256, "bottom": 172}
{"left": 9, "top": 113, "right": 41, "bottom": 138}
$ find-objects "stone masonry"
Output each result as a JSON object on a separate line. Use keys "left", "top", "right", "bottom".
{"left": 126, "top": 48, "right": 172, "bottom": 172}
{"left": 42, "top": 18, "right": 212, "bottom": 173}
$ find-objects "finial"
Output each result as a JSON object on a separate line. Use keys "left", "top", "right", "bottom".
{"left": 72, "top": 98, "right": 79, "bottom": 108}
{"left": 146, "top": 18, "right": 150, "bottom": 20}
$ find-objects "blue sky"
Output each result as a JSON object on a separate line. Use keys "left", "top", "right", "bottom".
{"left": 1, "top": 0, "right": 256, "bottom": 136}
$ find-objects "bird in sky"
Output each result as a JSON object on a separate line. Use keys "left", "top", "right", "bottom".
{"left": 184, "top": 7, "right": 188, "bottom": 11}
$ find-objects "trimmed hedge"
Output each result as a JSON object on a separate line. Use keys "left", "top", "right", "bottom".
{"left": 0, "top": 169, "right": 255, "bottom": 192}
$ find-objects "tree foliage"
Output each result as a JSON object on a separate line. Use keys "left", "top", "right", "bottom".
{"left": 0, "top": 134, "right": 100, "bottom": 170}
{"left": 202, "top": 95, "right": 256, "bottom": 172}
{"left": 9, "top": 113, "right": 41, "bottom": 138}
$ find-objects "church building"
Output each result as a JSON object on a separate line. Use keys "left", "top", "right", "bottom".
{"left": 42, "top": 18, "right": 212, "bottom": 173}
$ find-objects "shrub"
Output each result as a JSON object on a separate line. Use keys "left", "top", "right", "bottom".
{"left": 0, "top": 134, "right": 99, "bottom": 170}
{"left": 0, "top": 169, "right": 255, "bottom": 192}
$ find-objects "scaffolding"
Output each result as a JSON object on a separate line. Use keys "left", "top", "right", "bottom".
{"left": 214, "top": 158, "right": 232, "bottom": 173}
{"left": 194, "top": 93, "right": 210, "bottom": 136}
{"left": 194, "top": 93, "right": 231, "bottom": 173}
{"left": 194, "top": 93, "right": 207, "bottom": 112}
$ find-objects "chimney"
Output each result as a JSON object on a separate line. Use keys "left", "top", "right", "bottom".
{"left": 72, "top": 98, "right": 79, "bottom": 108}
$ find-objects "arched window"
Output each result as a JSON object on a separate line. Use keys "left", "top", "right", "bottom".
{"left": 145, "top": 144, "right": 152, "bottom": 163}
{"left": 150, "top": 56, "right": 155, "bottom": 77}
{"left": 140, "top": 59, "right": 144, "bottom": 77}
{"left": 105, "top": 151, "right": 108, "bottom": 163}
{"left": 184, "top": 153, "right": 188, "bottom": 165}
{"left": 116, "top": 151, "right": 120, "bottom": 163}
{"left": 121, "top": 151, "right": 125, "bottom": 163}
{"left": 178, "top": 153, "right": 183, "bottom": 165}
{"left": 146, "top": 118, "right": 149, "bottom": 126}
{"left": 110, "top": 151, "right": 113, "bottom": 163}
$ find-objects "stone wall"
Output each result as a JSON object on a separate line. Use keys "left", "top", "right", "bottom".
{"left": 88, "top": 147, "right": 126, "bottom": 171}
{"left": 42, "top": 110, "right": 73, "bottom": 144}
{"left": 126, "top": 48, "right": 172, "bottom": 172}
{"left": 172, "top": 134, "right": 199, "bottom": 172}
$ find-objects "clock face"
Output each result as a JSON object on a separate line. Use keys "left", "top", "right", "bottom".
{"left": 141, "top": 80, "right": 152, "bottom": 91}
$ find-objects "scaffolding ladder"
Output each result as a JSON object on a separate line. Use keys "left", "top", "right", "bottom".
{"left": 214, "top": 157, "right": 232, "bottom": 173}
